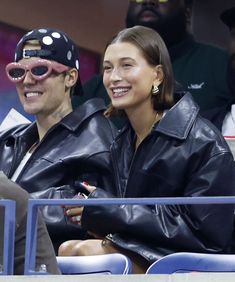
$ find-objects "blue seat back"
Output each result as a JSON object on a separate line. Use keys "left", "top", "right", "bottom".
{"left": 57, "top": 254, "right": 132, "bottom": 275}
{"left": 146, "top": 252, "right": 235, "bottom": 274}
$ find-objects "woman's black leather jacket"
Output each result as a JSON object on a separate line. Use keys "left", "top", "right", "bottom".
{"left": 0, "top": 98, "right": 117, "bottom": 249}
{"left": 82, "top": 93, "right": 235, "bottom": 262}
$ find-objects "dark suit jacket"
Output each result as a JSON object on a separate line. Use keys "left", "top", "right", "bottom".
{"left": 0, "top": 171, "right": 60, "bottom": 275}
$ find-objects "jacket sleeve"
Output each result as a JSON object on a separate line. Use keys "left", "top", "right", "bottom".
{"left": 82, "top": 152, "right": 235, "bottom": 253}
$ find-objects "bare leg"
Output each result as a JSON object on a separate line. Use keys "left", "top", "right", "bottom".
{"left": 58, "top": 239, "right": 150, "bottom": 274}
{"left": 58, "top": 240, "right": 83, "bottom": 256}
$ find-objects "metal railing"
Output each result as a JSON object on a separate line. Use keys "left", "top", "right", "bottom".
{"left": 24, "top": 196, "right": 235, "bottom": 274}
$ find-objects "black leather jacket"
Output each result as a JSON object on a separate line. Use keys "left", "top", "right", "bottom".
{"left": 83, "top": 93, "right": 235, "bottom": 262}
{"left": 0, "top": 98, "right": 117, "bottom": 249}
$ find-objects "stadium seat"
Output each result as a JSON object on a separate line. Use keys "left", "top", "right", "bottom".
{"left": 146, "top": 252, "right": 235, "bottom": 274}
{"left": 56, "top": 253, "right": 132, "bottom": 274}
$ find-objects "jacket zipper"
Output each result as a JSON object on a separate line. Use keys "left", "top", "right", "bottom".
{"left": 125, "top": 136, "right": 146, "bottom": 192}
{"left": 111, "top": 145, "right": 124, "bottom": 197}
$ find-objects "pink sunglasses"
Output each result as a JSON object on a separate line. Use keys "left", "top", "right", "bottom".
{"left": 6, "top": 59, "right": 69, "bottom": 83}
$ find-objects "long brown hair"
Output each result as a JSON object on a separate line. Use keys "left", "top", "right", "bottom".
{"left": 104, "top": 25, "right": 175, "bottom": 117}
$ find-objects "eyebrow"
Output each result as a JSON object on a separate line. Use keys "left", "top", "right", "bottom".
{"left": 120, "top": 57, "right": 135, "bottom": 61}
{"left": 103, "top": 57, "right": 136, "bottom": 63}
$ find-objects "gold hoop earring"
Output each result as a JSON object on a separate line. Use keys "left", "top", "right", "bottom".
{"left": 152, "top": 85, "right": 159, "bottom": 95}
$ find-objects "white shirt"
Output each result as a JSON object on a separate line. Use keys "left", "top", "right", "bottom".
{"left": 222, "top": 104, "right": 235, "bottom": 137}
{"left": 222, "top": 104, "right": 235, "bottom": 160}
{"left": 11, "top": 151, "right": 32, "bottom": 182}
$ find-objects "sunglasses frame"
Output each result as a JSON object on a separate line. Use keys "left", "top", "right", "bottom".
{"left": 6, "top": 59, "right": 69, "bottom": 83}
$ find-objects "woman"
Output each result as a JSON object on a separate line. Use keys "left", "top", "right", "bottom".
{"left": 59, "top": 26, "right": 235, "bottom": 273}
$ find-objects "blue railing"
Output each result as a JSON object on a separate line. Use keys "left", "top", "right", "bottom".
{"left": 24, "top": 196, "right": 235, "bottom": 274}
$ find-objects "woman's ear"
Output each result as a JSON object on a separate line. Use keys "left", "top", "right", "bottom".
{"left": 65, "top": 68, "right": 78, "bottom": 88}
{"left": 154, "top": 65, "right": 164, "bottom": 86}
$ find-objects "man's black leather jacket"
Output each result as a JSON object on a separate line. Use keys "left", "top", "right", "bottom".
{"left": 0, "top": 98, "right": 117, "bottom": 249}
{"left": 82, "top": 93, "right": 235, "bottom": 262}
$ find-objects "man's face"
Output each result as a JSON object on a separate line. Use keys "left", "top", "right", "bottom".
{"left": 125, "top": 0, "right": 188, "bottom": 47}
{"left": 227, "top": 27, "right": 235, "bottom": 95}
{"left": 15, "top": 43, "right": 71, "bottom": 119}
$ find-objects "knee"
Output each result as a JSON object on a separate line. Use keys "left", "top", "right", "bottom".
{"left": 59, "top": 239, "right": 103, "bottom": 256}
{"left": 58, "top": 240, "right": 80, "bottom": 256}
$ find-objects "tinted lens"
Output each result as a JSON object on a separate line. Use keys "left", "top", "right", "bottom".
{"left": 31, "top": 65, "right": 49, "bottom": 76}
{"left": 9, "top": 68, "right": 25, "bottom": 79}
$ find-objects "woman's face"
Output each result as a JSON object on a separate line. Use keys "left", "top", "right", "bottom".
{"left": 103, "top": 42, "right": 161, "bottom": 113}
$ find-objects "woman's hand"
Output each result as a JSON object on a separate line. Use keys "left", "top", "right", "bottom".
{"left": 82, "top": 182, "right": 96, "bottom": 194}
{"left": 64, "top": 182, "right": 96, "bottom": 224}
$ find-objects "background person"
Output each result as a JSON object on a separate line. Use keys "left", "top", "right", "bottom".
{"left": 0, "top": 171, "right": 60, "bottom": 275}
{"left": 1, "top": 28, "right": 116, "bottom": 252}
{"left": 202, "top": 7, "right": 235, "bottom": 158}
{"left": 78, "top": 0, "right": 231, "bottom": 116}
{"left": 59, "top": 26, "right": 235, "bottom": 273}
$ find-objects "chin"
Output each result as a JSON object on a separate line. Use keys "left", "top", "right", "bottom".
{"left": 138, "top": 20, "right": 158, "bottom": 29}
{"left": 23, "top": 107, "right": 38, "bottom": 115}
{"left": 112, "top": 102, "right": 127, "bottom": 111}
{"left": 111, "top": 93, "right": 133, "bottom": 109}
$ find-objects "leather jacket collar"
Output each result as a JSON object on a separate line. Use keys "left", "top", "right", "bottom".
{"left": 61, "top": 98, "right": 106, "bottom": 131}
{"left": 11, "top": 98, "right": 106, "bottom": 139}
{"left": 155, "top": 92, "right": 199, "bottom": 140}
{"left": 117, "top": 92, "right": 199, "bottom": 141}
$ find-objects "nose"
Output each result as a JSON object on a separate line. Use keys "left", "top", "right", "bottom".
{"left": 142, "top": 0, "right": 158, "bottom": 6}
{"left": 23, "top": 70, "right": 36, "bottom": 84}
{"left": 109, "top": 68, "right": 122, "bottom": 82}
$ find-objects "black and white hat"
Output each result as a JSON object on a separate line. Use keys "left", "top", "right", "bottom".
{"left": 15, "top": 28, "right": 82, "bottom": 95}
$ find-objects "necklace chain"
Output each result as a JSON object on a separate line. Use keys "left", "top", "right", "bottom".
{"left": 135, "top": 111, "right": 160, "bottom": 148}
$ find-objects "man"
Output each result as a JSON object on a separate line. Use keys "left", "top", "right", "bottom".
{"left": 1, "top": 28, "right": 116, "bottom": 251}
{"left": 202, "top": 7, "right": 235, "bottom": 253}
{"left": 0, "top": 171, "right": 60, "bottom": 274}
{"left": 79, "top": 0, "right": 231, "bottom": 117}
{"left": 202, "top": 7, "right": 235, "bottom": 158}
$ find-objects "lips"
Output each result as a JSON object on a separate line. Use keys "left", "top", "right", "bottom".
{"left": 112, "top": 87, "right": 130, "bottom": 98}
{"left": 25, "top": 91, "right": 42, "bottom": 98}
{"left": 139, "top": 9, "right": 159, "bottom": 21}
